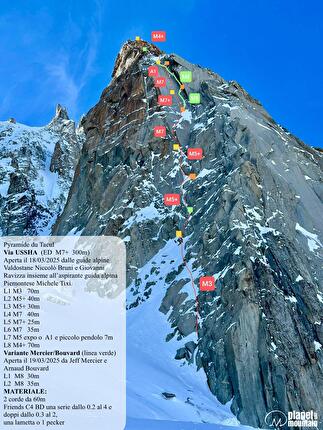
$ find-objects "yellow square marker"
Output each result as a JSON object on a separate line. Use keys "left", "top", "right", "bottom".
{"left": 156, "top": 59, "right": 161, "bottom": 64}
{"left": 180, "top": 84, "right": 185, "bottom": 90}
{"left": 170, "top": 89, "right": 175, "bottom": 95}
{"left": 189, "top": 173, "right": 197, "bottom": 180}
{"left": 164, "top": 60, "right": 170, "bottom": 66}
{"left": 173, "top": 144, "right": 180, "bottom": 151}
{"left": 180, "top": 106, "right": 186, "bottom": 113}
{"left": 135, "top": 36, "right": 141, "bottom": 41}
{"left": 176, "top": 230, "right": 183, "bottom": 238}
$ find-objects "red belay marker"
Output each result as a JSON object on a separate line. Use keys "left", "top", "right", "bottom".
{"left": 164, "top": 194, "right": 180, "bottom": 206}
{"left": 151, "top": 31, "right": 166, "bottom": 42}
{"left": 154, "top": 77, "right": 166, "bottom": 88}
{"left": 199, "top": 277, "right": 216, "bottom": 291}
{"left": 148, "top": 66, "right": 159, "bottom": 77}
{"left": 187, "top": 148, "right": 203, "bottom": 160}
{"left": 154, "top": 126, "right": 166, "bottom": 138}
{"left": 158, "top": 95, "right": 172, "bottom": 106}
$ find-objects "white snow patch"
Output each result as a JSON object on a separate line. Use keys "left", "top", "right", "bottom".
{"left": 271, "top": 342, "right": 277, "bottom": 351}
{"left": 314, "top": 341, "right": 322, "bottom": 352}
{"left": 233, "top": 247, "right": 242, "bottom": 255}
{"left": 256, "top": 122, "right": 272, "bottom": 132}
{"left": 245, "top": 207, "right": 262, "bottom": 221}
{"left": 286, "top": 295, "right": 297, "bottom": 304}
{"left": 295, "top": 223, "right": 322, "bottom": 252}
{"left": 176, "top": 110, "right": 192, "bottom": 129}
{"left": 255, "top": 223, "right": 280, "bottom": 236}
{"left": 124, "top": 203, "right": 162, "bottom": 227}
{"left": 181, "top": 109, "right": 192, "bottom": 122}
{"left": 193, "top": 122, "right": 206, "bottom": 132}
{"left": 197, "top": 168, "right": 213, "bottom": 178}
{"left": 317, "top": 293, "right": 323, "bottom": 304}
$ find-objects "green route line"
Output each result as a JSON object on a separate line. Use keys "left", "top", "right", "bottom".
{"left": 157, "top": 60, "right": 200, "bottom": 337}
{"left": 159, "top": 63, "right": 187, "bottom": 109}
{"left": 142, "top": 50, "right": 200, "bottom": 337}
{"left": 141, "top": 46, "right": 205, "bottom": 337}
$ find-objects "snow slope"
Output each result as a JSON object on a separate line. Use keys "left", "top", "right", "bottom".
{"left": 127, "top": 240, "right": 248, "bottom": 428}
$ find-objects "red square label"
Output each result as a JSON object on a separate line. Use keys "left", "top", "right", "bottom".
{"left": 154, "top": 77, "right": 166, "bottom": 88}
{"left": 148, "top": 66, "right": 159, "bottom": 77}
{"left": 154, "top": 126, "right": 166, "bottom": 138}
{"left": 199, "top": 277, "right": 215, "bottom": 291}
{"left": 158, "top": 95, "right": 172, "bottom": 106}
{"left": 151, "top": 31, "right": 166, "bottom": 42}
{"left": 187, "top": 148, "right": 203, "bottom": 160}
{"left": 164, "top": 194, "right": 180, "bottom": 206}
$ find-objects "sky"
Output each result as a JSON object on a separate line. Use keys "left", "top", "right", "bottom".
{"left": 0, "top": 0, "right": 322, "bottom": 148}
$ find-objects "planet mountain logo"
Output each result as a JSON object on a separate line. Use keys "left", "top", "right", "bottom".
{"left": 264, "top": 410, "right": 318, "bottom": 428}
{"left": 264, "top": 410, "right": 288, "bottom": 428}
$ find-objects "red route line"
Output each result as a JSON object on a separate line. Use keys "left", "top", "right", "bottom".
{"left": 172, "top": 109, "right": 200, "bottom": 339}
{"left": 153, "top": 60, "right": 200, "bottom": 339}
{"left": 179, "top": 239, "right": 200, "bottom": 337}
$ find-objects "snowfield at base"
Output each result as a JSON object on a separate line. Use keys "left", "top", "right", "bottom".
{"left": 126, "top": 417, "right": 253, "bottom": 429}
{"left": 126, "top": 240, "right": 249, "bottom": 429}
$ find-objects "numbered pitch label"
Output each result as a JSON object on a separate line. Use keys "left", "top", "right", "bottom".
{"left": 158, "top": 95, "right": 172, "bottom": 106}
{"left": 187, "top": 148, "right": 203, "bottom": 160}
{"left": 154, "top": 126, "right": 166, "bottom": 138}
{"left": 148, "top": 66, "right": 159, "bottom": 77}
{"left": 180, "top": 70, "right": 192, "bottom": 83}
{"left": 199, "top": 276, "right": 216, "bottom": 291}
{"left": 154, "top": 77, "right": 166, "bottom": 88}
{"left": 164, "top": 194, "right": 180, "bottom": 206}
{"left": 189, "top": 93, "right": 201, "bottom": 104}
{"left": 151, "top": 31, "right": 166, "bottom": 42}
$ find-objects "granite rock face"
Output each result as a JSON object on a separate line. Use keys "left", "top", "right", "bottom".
{"left": 53, "top": 41, "right": 323, "bottom": 427}
{"left": 0, "top": 105, "right": 83, "bottom": 235}
{"left": 3, "top": 40, "right": 323, "bottom": 427}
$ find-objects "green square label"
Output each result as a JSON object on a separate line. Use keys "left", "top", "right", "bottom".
{"left": 142, "top": 47, "right": 148, "bottom": 52}
{"left": 187, "top": 207, "right": 194, "bottom": 214}
{"left": 180, "top": 70, "right": 192, "bottom": 83}
{"left": 189, "top": 93, "right": 201, "bottom": 104}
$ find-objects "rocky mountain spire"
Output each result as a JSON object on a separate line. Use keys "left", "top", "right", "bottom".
{"left": 112, "top": 39, "right": 162, "bottom": 78}
{"left": 54, "top": 103, "right": 69, "bottom": 120}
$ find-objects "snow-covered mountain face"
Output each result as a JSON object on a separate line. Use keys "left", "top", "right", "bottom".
{"left": 2, "top": 39, "right": 323, "bottom": 428}
{"left": 0, "top": 105, "right": 83, "bottom": 235}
